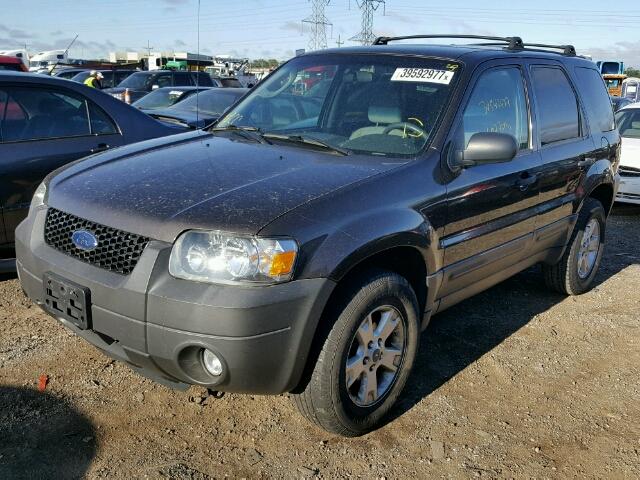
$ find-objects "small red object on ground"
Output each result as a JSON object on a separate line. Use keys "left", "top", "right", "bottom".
{"left": 38, "top": 374, "right": 49, "bottom": 392}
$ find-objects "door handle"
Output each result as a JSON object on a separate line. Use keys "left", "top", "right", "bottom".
{"left": 90, "top": 143, "right": 110, "bottom": 153}
{"left": 516, "top": 172, "right": 538, "bottom": 191}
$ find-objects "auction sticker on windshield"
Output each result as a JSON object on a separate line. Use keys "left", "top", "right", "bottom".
{"left": 391, "top": 68, "right": 454, "bottom": 84}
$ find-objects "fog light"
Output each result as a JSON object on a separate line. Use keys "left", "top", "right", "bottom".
{"left": 202, "top": 349, "right": 223, "bottom": 376}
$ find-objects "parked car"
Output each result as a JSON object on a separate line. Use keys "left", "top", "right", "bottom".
{"left": 210, "top": 76, "right": 243, "bottom": 88}
{"left": 148, "top": 87, "right": 248, "bottom": 129}
{"left": 132, "top": 86, "right": 212, "bottom": 112}
{"left": 0, "top": 55, "right": 28, "bottom": 72}
{"left": 51, "top": 68, "right": 88, "bottom": 80}
{"left": 71, "top": 69, "right": 137, "bottom": 90}
{"left": 614, "top": 104, "right": 640, "bottom": 203}
{"left": 611, "top": 95, "right": 632, "bottom": 112}
{"left": 15, "top": 36, "right": 619, "bottom": 436}
{"left": 0, "top": 71, "right": 179, "bottom": 269}
{"left": 104, "top": 70, "right": 214, "bottom": 104}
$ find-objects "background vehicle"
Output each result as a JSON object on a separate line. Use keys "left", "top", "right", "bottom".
{"left": 611, "top": 95, "right": 632, "bottom": 112}
{"left": 210, "top": 76, "right": 243, "bottom": 88}
{"left": 614, "top": 104, "right": 640, "bottom": 204}
{"left": 0, "top": 55, "right": 28, "bottom": 72}
{"left": 71, "top": 69, "right": 137, "bottom": 89}
{"left": 28, "top": 49, "right": 66, "bottom": 72}
{"left": 0, "top": 71, "right": 178, "bottom": 266}
{"left": 132, "top": 86, "right": 211, "bottom": 112}
{"left": 147, "top": 87, "right": 247, "bottom": 128}
{"left": 0, "top": 49, "right": 29, "bottom": 69}
{"left": 621, "top": 77, "right": 640, "bottom": 102}
{"left": 15, "top": 36, "right": 619, "bottom": 436}
{"left": 51, "top": 67, "right": 88, "bottom": 79}
{"left": 604, "top": 73, "right": 627, "bottom": 96}
{"left": 104, "top": 70, "right": 214, "bottom": 104}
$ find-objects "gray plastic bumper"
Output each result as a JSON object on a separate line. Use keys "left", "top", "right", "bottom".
{"left": 15, "top": 207, "right": 335, "bottom": 394}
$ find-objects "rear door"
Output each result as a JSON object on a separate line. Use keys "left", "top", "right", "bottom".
{"left": 439, "top": 62, "right": 542, "bottom": 300}
{"left": 527, "top": 62, "right": 601, "bottom": 249}
{"left": 0, "top": 84, "right": 124, "bottom": 243}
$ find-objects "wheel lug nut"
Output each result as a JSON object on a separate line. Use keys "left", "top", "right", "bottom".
{"left": 363, "top": 357, "right": 369, "bottom": 365}
{"left": 368, "top": 341, "right": 374, "bottom": 349}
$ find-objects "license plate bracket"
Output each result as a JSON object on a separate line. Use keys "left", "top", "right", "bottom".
{"left": 43, "top": 272, "right": 92, "bottom": 330}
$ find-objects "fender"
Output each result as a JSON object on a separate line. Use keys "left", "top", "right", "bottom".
{"left": 575, "top": 158, "right": 617, "bottom": 214}
{"left": 291, "top": 206, "right": 440, "bottom": 282}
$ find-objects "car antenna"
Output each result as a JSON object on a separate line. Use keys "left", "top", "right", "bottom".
{"left": 195, "top": 0, "right": 201, "bottom": 128}
{"left": 50, "top": 34, "right": 78, "bottom": 76}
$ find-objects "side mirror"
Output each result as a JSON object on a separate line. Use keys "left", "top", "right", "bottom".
{"left": 449, "top": 132, "right": 518, "bottom": 171}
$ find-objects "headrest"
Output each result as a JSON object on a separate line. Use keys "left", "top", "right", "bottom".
{"left": 369, "top": 105, "right": 401, "bottom": 124}
{"left": 356, "top": 70, "right": 373, "bottom": 82}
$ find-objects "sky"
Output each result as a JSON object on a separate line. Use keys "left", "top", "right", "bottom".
{"left": 2, "top": 0, "right": 640, "bottom": 66}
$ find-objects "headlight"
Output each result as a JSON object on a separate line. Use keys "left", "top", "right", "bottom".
{"left": 169, "top": 231, "right": 298, "bottom": 285}
{"left": 29, "top": 181, "right": 47, "bottom": 216}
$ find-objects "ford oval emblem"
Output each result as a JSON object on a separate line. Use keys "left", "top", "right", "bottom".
{"left": 71, "top": 230, "right": 98, "bottom": 251}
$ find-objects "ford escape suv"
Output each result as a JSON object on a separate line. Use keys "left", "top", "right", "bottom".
{"left": 16, "top": 35, "right": 620, "bottom": 436}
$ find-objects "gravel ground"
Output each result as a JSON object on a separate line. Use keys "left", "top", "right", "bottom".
{"left": 1, "top": 205, "right": 639, "bottom": 479}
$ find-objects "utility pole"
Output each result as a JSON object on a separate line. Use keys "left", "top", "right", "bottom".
{"left": 336, "top": 34, "right": 344, "bottom": 48}
{"left": 302, "top": 0, "right": 332, "bottom": 51}
{"left": 349, "top": 0, "right": 385, "bottom": 46}
{"left": 142, "top": 40, "right": 154, "bottom": 58}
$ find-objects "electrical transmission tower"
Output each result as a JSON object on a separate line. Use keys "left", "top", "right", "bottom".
{"left": 302, "top": 0, "right": 332, "bottom": 51}
{"left": 349, "top": 0, "right": 385, "bottom": 45}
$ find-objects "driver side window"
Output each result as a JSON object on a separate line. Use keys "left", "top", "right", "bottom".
{"left": 462, "top": 67, "right": 529, "bottom": 150}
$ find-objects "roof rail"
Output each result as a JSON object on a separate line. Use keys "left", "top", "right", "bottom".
{"left": 373, "top": 35, "right": 524, "bottom": 50}
{"left": 373, "top": 34, "right": 577, "bottom": 56}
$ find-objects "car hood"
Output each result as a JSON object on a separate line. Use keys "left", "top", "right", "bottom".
{"left": 47, "top": 130, "right": 403, "bottom": 242}
{"left": 620, "top": 136, "right": 640, "bottom": 169}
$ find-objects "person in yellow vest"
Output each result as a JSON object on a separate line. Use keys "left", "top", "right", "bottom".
{"left": 84, "top": 71, "right": 104, "bottom": 89}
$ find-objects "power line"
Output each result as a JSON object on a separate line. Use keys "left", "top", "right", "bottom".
{"left": 350, "top": 0, "right": 385, "bottom": 46}
{"left": 142, "top": 40, "right": 154, "bottom": 57}
{"left": 302, "top": 0, "right": 332, "bottom": 51}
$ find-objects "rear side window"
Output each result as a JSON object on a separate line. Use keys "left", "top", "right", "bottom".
{"left": 531, "top": 67, "right": 580, "bottom": 145}
{"left": 1, "top": 87, "right": 91, "bottom": 142}
{"left": 461, "top": 67, "right": 530, "bottom": 150}
{"left": 574, "top": 67, "right": 615, "bottom": 133}
{"left": 174, "top": 72, "right": 193, "bottom": 86}
{"left": 88, "top": 103, "right": 118, "bottom": 135}
{"left": 153, "top": 73, "right": 173, "bottom": 89}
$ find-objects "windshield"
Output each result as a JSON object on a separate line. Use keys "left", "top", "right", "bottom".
{"left": 174, "top": 89, "right": 245, "bottom": 115}
{"left": 615, "top": 109, "right": 640, "bottom": 137}
{"left": 216, "top": 54, "right": 459, "bottom": 156}
{"left": 118, "top": 72, "right": 153, "bottom": 89}
{"left": 134, "top": 88, "right": 190, "bottom": 110}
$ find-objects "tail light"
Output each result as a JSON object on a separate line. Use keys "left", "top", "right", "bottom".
{"left": 124, "top": 88, "right": 131, "bottom": 104}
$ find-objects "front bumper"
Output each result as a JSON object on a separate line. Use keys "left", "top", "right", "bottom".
{"left": 16, "top": 207, "right": 335, "bottom": 394}
{"left": 616, "top": 173, "right": 640, "bottom": 204}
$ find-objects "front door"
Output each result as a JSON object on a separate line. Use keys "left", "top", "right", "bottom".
{"left": 439, "top": 64, "right": 542, "bottom": 302}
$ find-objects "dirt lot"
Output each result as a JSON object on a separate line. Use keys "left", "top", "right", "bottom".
{"left": 1, "top": 206, "right": 639, "bottom": 480}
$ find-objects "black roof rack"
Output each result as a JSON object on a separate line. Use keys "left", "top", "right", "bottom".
{"left": 373, "top": 35, "right": 576, "bottom": 57}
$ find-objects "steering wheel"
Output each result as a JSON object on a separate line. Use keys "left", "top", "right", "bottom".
{"left": 382, "top": 120, "right": 426, "bottom": 139}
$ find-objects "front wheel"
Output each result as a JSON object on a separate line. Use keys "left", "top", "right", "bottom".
{"left": 291, "top": 270, "right": 420, "bottom": 436}
{"left": 543, "top": 197, "right": 606, "bottom": 295}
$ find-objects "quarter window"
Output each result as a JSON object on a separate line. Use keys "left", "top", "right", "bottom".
{"left": 461, "top": 67, "right": 529, "bottom": 150}
{"left": 531, "top": 67, "right": 580, "bottom": 145}
{"left": 574, "top": 67, "right": 615, "bottom": 133}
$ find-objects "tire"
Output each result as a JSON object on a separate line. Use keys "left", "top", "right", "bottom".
{"left": 543, "top": 197, "right": 606, "bottom": 295}
{"left": 291, "top": 269, "right": 420, "bottom": 437}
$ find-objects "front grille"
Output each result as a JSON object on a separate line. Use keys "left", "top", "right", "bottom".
{"left": 620, "top": 166, "right": 640, "bottom": 177}
{"left": 44, "top": 208, "right": 149, "bottom": 275}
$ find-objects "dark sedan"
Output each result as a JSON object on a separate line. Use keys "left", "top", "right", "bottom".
{"left": 132, "top": 86, "right": 213, "bottom": 112}
{"left": 0, "top": 72, "right": 178, "bottom": 269}
{"left": 104, "top": 70, "right": 214, "bottom": 104}
{"left": 148, "top": 88, "right": 248, "bottom": 129}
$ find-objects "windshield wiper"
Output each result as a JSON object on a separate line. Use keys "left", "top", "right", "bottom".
{"left": 262, "top": 133, "right": 350, "bottom": 156}
{"left": 210, "top": 125, "right": 272, "bottom": 145}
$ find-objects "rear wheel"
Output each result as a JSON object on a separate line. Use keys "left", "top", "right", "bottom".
{"left": 543, "top": 197, "right": 606, "bottom": 295}
{"left": 291, "top": 270, "right": 420, "bottom": 436}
